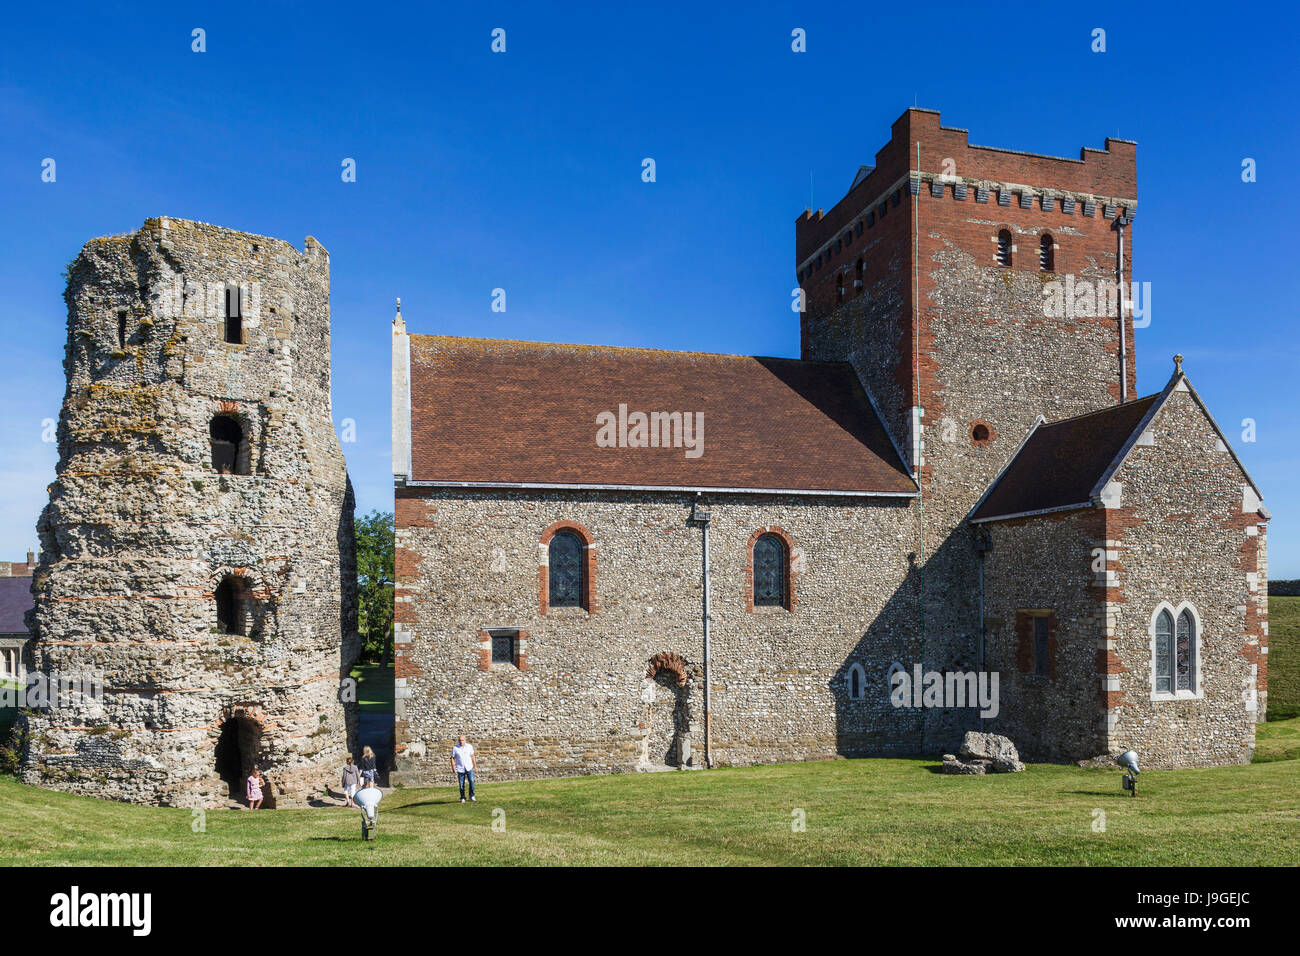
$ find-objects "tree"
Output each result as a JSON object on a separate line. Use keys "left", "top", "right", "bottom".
{"left": 355, "top": 510, "right": 394, "bottom": 664}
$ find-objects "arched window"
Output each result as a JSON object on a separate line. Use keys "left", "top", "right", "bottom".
{"left": 1039, "top": 234, "right": 1055, "bottom": 272}
{"left": 1154, "top": 605, "right": 1199, "bottom": 695}
{"left": 854, "top": 258, "right": 865, "bottom": 294}
{"left": 215, "top": 575, "right": 245, "bottom": 635}
{"left": 752, "top": 533, "right": 788, "bottom": 608}
{"left": 548, "top": 530, "right": 585, "bottom": 609}
{"left": 847, "top": 663, "right": 865, "bottom": 700}
{"left": 835, "top": 272, "right": 845, "bottom": 305}
{"left": 1175, "top": 609, "right": 1196, "bottom": 692}
{"left": 1154, "top": 609, "right": 1174, "bottom": 694}
{"left": 210, "top": 415, "right": 248, "bottom": 475}
{"left": 996, "top": 229, "right": 1012, "bottom": 267}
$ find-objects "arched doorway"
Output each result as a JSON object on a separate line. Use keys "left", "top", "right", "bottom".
{"left": 214, "top": 714, "right": 271, "bottom": 805}
{"left": 640, "top": 652, "right": 695, "bottom": 769}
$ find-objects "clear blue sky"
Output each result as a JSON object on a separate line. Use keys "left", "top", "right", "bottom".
{"left": 2, "top": 2, "right": 1297, "bottom": 574}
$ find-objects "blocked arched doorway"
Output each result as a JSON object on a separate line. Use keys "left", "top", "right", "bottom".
{"left": 640, "top": 652, "right": 695, "bottom": 769}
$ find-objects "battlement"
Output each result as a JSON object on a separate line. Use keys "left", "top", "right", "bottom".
{"left": 796, "top": 108, "right": 1137, "bottom": 265}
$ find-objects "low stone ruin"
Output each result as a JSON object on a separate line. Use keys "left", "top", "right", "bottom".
{"left": 941, "top": 732, "right": 1025, "bottom": 774}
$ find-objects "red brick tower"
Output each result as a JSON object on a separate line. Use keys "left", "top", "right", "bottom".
{"left": 796, "top": 108, "right": 1139, "bottom": 747}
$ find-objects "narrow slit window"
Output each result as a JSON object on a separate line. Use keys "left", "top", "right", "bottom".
{"left": 1039, "top": 234, "right": 1055, "bottom": 272}
{"left": 224, "top": 283, "right": 243, "bottom": 344}
{"left": 117, "top": 311, "right": 127, "bottom": 348}
{"left": 996, "top": 230, "right": 1013, "bottom": 267}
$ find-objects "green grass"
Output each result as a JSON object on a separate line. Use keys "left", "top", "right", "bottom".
{"left": 4, "top": 726, "right": 1299, "bottom": 866}
{"left": 1269, "top": 596, "right": 1300, "bottom": 719}
{"left": 350, "top": 663, "right": 393, "bottom": 713}
{"left": 1255, "top": 714, "right": 1300, "bottom": 762}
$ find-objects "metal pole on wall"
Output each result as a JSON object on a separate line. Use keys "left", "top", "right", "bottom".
{"left": 690, "top": 495, "right": 713, "bottom": 768}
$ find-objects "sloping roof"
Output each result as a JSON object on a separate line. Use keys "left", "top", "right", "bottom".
{"left": 0, "top": 577, "right": 33, "bottom": 634}
{"left": 970, "top": 370, "right": 1265, "bottom": 524}
{"left": 970, "top": 395, "right": 1161, "bottom": 522}
{"left": 406, "top": 335, "right": 917, "bottom": 495}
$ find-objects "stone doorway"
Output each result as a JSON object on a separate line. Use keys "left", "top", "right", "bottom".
{"left": 214, "top": 715, "right": 270, "bottom": 806}
{"left": 639, "top": 652, "right": 696, "bottom": 770}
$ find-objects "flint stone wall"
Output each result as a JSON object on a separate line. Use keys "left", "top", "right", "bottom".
{"left": 392, "top": 489, "right": 923, "bottom": 783}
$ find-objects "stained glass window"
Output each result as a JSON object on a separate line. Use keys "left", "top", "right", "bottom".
{"left": 548, "top": 531, "right": 584, "bottom": 608}
{"left": 1176, "top": 610, "right": 1194, "bottom": 692}
{"left": 1154, "top": 610, "right": 1173, "bottom": 694}
{"left": 753, "top": 534, "right": 787, "bottom": 608}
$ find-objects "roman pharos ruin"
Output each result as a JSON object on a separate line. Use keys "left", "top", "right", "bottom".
{"left": 21, "top": 217, "right": 358, "bottom": 807}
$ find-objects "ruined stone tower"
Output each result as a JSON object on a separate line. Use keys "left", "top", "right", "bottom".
{"left": 22, "top": 217, "right": 358, "bottom": 807}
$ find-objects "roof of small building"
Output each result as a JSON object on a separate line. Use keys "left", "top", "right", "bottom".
{"left": 0, "top": 576, "right": 33, "bottom": 634}
{"left": 405, "top": 335, "right": 917, "bottom": 496}
{"left": 970, "top": 366, "right": 1264, "bottom": 523}
{"left": 970, "top": 396, "right": 1159, "bottom": 522}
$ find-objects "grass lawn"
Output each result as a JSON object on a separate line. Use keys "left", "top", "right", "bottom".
{"left": 4, "top": 719, "right": 1299, "bottom": 867}
{"left": 350, "top": 662, "right": 394, "bottom": 713}
{"left": 1268, "top": 596, "right": 1300, "bottom": 719}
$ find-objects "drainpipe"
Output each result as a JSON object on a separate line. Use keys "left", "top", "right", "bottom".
{"left": 1115, "top": 215, "right": 1130, "bottom": 402}
{"left": 689, "top": 495, "right": 713, "bottom": 768}
{"left": 974, "top": 528, "right": 992, "bottom": 671}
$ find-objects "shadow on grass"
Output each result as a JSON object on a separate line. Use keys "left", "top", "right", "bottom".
{"left": 390, "top": 800, "right": 463, "bottom": 811}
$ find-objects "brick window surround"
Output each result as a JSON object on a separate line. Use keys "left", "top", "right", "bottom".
{"left": 745, "top": 527, "right": 798, "bottom": 612}
{"left": 538, "top": 521, "right": 599, "bottom": 615}
{"left": 1015, "top": 610, "right": 1057, "bottom": 679}
{"left": 478, "top": 629, "right": 529, "bottom": 671}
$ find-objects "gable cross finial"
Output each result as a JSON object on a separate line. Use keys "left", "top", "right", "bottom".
{"left": 1173, "top": 353, "right": 1183, "bottom": 375}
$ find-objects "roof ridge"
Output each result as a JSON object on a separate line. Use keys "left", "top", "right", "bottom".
{"left": 411, "top": 333, "right": 854, "bottom": 367}
{"left": 1037, "top": 394, "right": 1159, "bottom": 429}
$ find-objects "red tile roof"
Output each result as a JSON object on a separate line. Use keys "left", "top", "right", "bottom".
{"left": 971, "top": 395, "right": 1160, "bottom": 521}
{"left": 406, "top": 335, "right": 916, "bottom": 495}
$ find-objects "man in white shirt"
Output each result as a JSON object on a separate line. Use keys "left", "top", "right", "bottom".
{"left": 355, "top": 779, "right": 382, "bottom": 839}
{"left": 451, "top": 735, "right": 477, "bottom": 803}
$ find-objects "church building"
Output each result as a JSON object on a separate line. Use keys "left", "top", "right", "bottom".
{"left": 390, "top": 109, "right": 1269, "bottom": 781}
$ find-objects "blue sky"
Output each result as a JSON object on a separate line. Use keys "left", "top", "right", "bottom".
{"left": 2, "top": 2, "right": 1297, "bottom": 574}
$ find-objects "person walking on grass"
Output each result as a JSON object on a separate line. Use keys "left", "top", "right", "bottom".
{"left": 451, "top": 735, "right": 476, "bottom": 803}
{"left": 246, "top": 766, "right": 264, "bottom": 810}
{"left": 341, "top": 753, "right": 362, "bottom": 808}
{"left": 359, "top": 745, "right": 377, "bottom": 786}
{"left": 355, "top": 778, "right": 382, "bottom": 839}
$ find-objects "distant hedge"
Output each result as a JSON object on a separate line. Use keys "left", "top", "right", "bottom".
{"left": 1270, "top": 580, "right": 1300, "bottom": 597}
